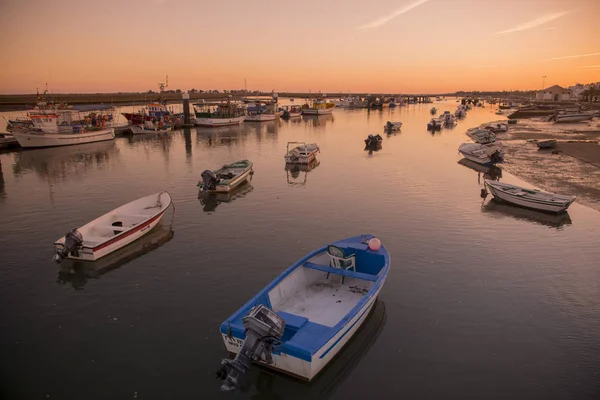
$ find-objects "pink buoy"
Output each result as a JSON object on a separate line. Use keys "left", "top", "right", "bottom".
{"left": 368, "top": 238, "right": 381, "bottom": 251}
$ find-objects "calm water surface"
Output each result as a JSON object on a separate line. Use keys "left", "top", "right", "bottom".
{"left": 1, "top": 102, "right": 599, "bottom": 399}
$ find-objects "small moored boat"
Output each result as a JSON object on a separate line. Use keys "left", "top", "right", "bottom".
{"left": 216, "top": 234, "right": 390, "bottom": 389}
{"left": 467, "top": 128, "right": 496, "bottom": 144}
{"left": 427, "top": 118, "right": 442, "bottom": 130}
{"left": 458, "top": 142, "right": 504, "bottom": 165}
{"left": 384, "top": 121, "right": 402, "bottom": 132}
{"left": 537, "top": 139, "right": 557, "bottom": 149}
{"left": 53, "top": 191, "right": 173, "bottom": 263}
{"left": 198, "top": 160, "right": 254, "bottom": 193}
{"left": 284, "top": 142, "right": 320, "bottom": 164}
{"left": 364, "top": 134, "right": 383, "bottom": 147}
{"left": 484, "top": 180, "right": 576, "bottom": 213}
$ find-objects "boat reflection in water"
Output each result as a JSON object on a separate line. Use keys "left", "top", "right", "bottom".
{"left": 285, "top": 159, "right": 320, "bottom": 186}
{"left": 482, "top": 198, "right": 572, "bottom": 229}
{"left": 195, "top": 125, "right": 245, "bottom": 147}
{"left": 236, "top": 300, "right": 387, "bottom": 400}
{"left": 457, "top": 158, "right": 502, "bottom": 181}
{"left": 198, "top": 178, "right": 254, "bottom": 212}
{"left": 56, "top": 223, "right": 174, "bottom": 290}
{"left": 12, "top": 140, "right": 119, "bottom": 180}
{"left": 302, "top": 114, "right": 334, "bottom": 128}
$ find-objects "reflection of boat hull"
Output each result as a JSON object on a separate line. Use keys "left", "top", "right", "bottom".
{"left": 194, "top": 116, "right": 246, "bottom": 127}
{"left": 130, "top": 125, "right": 172, "bottom": 135}
{"left": 199, "top": 181, "right": 254, "bottom": 212}
{"left": 482, "top": 198, "right": 572, "bottom": 228}
{"left": 457, "top": 158, "right": 502, "bottom": 180}
{"left": 238, "top": 300, "right": 387, "bottom": 399}
{"left": 13, "top": 128, "right": 115, "bottom": 148}
{"left": 57, "top": 223, "right": 174, "bottom": 289}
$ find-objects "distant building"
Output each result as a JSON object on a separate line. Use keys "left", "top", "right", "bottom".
{"left": 535, "top": 85, "right": 571, "bottom": 102}
{"left": 569, "top": 82, "right": 600, "bottom": 101}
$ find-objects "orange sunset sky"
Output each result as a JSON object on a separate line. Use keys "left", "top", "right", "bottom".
{"left": 1, "top": 0, "right": 599, "bottom": 94}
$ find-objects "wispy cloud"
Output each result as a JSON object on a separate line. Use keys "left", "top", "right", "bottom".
{"left": 495, "top": 11, "right": 571, "bottom": 35}
{"left": 579, "top": 65, "right": 600, "bottom": 68}
{"left": 357, "top": 0, "right": 430, "bottom": 30}
{"left": 544, "top": 27, "right": 556, "bottom": 30}
{"left": 548, "top": 52, "right": 600, "bottom": 60}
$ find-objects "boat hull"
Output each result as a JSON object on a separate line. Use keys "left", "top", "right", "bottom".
{"left": 194, "top": 116, "right": 246, "bottom": 127}
{"left": 13, "top": 129, "right": 115, "bottom": 148}
{"left": 302, "top": 108, "right": 334, "bottom": 115}
{"left": 245, "top": 114, "right": 278, "bottom": 122}
{"left": 221, "top": 283, "right": 383, "bottom": 381}
{"left": 458, "top": 151, "right": 493, "bottom": 165}
{"left": 486, "top": 182, "right": 574, "bottom": 213}
{"left": 54, "top": 192, "right": 172, "bottom": 261}
{"left": 555, "top": 114, "right": 595, "bottom": 123}
{"left": 205, "top": 166, "right": 253, "bottom": 193}
{"left": 284, "top": 152, "right": 318, "bottom": 164}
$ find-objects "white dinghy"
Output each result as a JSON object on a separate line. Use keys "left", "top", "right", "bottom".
{"left": 467, "top": 128, "right": 496, "bottom": 144}
{"left": 484, "top": 180, "right": 576, "bottom": 213}
{"left": 216, "top": 234, "right": 390, "bottom": 390}
{"left": 284, "top": 142, "right": 320, "bottom": 164}
{"left": 53, "top": 191, "right": 173, "bottom": 262}
{"left": 458, "top": 142, "right": 504, "bottom": 165}
{"left": 198, "top": 160, "right": 254, "bottom": 193}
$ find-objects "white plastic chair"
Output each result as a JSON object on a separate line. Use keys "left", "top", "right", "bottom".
{"left": 327, "top": 245, "right": 356, "bottom": 284}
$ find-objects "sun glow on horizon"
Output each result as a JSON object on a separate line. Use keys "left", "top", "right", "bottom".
{"left": 0, "top": 0, "right": 599, "bottom": 94}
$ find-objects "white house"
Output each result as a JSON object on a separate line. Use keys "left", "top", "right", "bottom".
{"left": 535, "top": 85, "right": 571, "bottom": 102}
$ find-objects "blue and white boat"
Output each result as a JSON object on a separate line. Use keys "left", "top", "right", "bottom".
{"left": 216, "top": 234, "right": 390, "bottom": 390}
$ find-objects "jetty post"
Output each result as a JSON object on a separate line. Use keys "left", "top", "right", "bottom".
{"left": 182, "top": 92, "right": 191, "bottom": 126}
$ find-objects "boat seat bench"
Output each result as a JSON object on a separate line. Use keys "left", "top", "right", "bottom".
{"left": 303, "top": 262, "right": 378, "bottom": 282}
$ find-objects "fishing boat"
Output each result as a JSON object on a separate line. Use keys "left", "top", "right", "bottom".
{"left": 194, "top": 100, "right": 247, "bottom": 127}
{"left": 122, "top": 103, "right": 176, "bottom": 126}
{"left": 484, "top": 180, "right": 576, "bottom": 213}
{"left": 364, "top": 134, "right": 383, "bottom": 147}
{"left": 430, "top": 107, "right": 437, "bottom": 115}
{"left": 427, "top": 118, "right": 442, "bottom": 130}
{"left": 484, "top": 123, "right": 508, "bottom": 133}
{"left": 455, "top": 105, "right": 467, "bottom": 118}
{"left": 52, "top": 191, "right": 173, "bottom": 263}
{"left": 384, "top": 121, "right": 402, "bottom": 132}
{"left": 245, "top": 96, "right": 281, "bottom": 122}
{"left": 281, "top": 105, "right": 303, "bottom": 118}
{"left": 198, "top": 160, "right": 254, "bottom": 193}
{"left": 440, "top": 111, "right": 456, "bottom": 125}
{"left": 301, "top": 97, "right": 336, "bottom": 115}
{"left": 549, "top": 111, "right": 597, "bottom": 123}
{"left": 536, "top": 139, "right": 557, "bottom": 149}
{"left": 216, "top": 234, "right": 390, "bottom": 389}
{"left": 12, "top": 125, "right": 114, "bottom": 148}
{"left": 284, "top": 142, "right": 320, "bottom": 164}
{"left": 458, "top": 143, "right": 504, "bottom": 165}
{"left": 0, "top": 133, "right": 18, "bottom": 149}
{"left": 467, "top": 128, "right": 496, "bottom": 144}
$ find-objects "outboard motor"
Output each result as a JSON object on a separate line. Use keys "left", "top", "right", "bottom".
{"left": 53, "top": 229, "right": 83, "bottom": 263}
{"left": 216, "top": 305, "right": 285, "bottom": 392}
{"left": 200, "top": 170, "right": 219, "bottom": 192}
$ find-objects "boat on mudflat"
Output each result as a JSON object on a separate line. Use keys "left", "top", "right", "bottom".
{"left": 216, "top": 234, "right": 390, "bottom": 390}
{"left": 549, "top": 111, "right": 597, "bottom": 123}
{"left": 198, "top": 160, "right": 254, "bottom": 193}
{"left": 53, "top": 191, "right": 173, "bottom": 263}
{"left": 458, "top": 142, "right": 504, "bottom": 165}
{"left": 467, "top": 128, "right": 496, "bottom": 144}
{"left": 484, "top": 180, "right": 576, "bottom": 213}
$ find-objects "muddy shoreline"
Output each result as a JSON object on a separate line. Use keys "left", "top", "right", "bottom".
{"left": 476, "top": 118, "right": 600, "bottom": 211}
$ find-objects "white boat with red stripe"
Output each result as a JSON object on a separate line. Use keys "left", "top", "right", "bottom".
{"left": 53, "top": 191, "right": 173, "bottom": 262}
